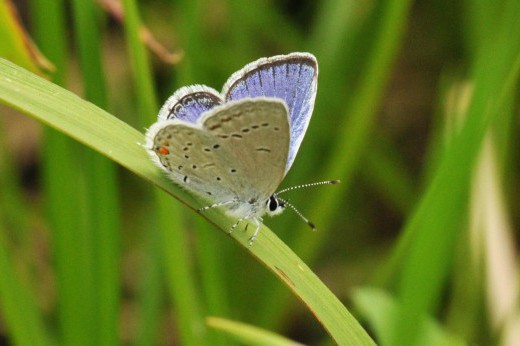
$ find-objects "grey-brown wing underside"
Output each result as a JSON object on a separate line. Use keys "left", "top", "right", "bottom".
{"left": 150, "top": 98, "right": 290, "bottom": 203}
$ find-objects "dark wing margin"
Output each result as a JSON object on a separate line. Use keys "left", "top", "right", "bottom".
{"left": 157, "top": 85, "right": 223, "bottom": 123}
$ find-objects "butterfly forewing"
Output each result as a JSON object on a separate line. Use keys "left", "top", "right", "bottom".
{"left": 222, "top": 53, "right": 317, "bottom": 172}
{"left": 201, "top": 98, "right": 290, "bottom": 200}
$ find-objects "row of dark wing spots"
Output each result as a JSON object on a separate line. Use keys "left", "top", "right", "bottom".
{"left": 216, "top": 123, "right": 271, "bottom": 140}
{"left": 221, "top": 116, "right": 232, "bottom": 122}
{"left": 203, "top": 144, "right": 220, "bottom": 152}
{"left": 209, "top": 112, "right": 240, "bottom": 130}
{"left": 183, "top": 142, "right": 220, "bottom": 190}
{"left": 181, "top": 141, "right": 221, "bottom": 153}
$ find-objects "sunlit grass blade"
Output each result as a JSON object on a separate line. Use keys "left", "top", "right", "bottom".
{"left": 0, "top": 57, "right": 375, "bottom": 344}
{"left": 0, "top": 1, "right": 53, "bottom": 75}
{"left": 206, "top": 316, "right": 306, "bottom": 346}
{"left": 472, "top": 137, "right": 519, "bottom": 339}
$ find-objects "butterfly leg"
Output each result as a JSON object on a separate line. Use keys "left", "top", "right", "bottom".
{"left": 198, "top": 199, "right": 235, "bottom": 212}
{"left": 229, "top": 214, "right": 250, "bottom": 235}
{"left": 229, "top": 209, "right": 258, "bottom": 236}
{"left": 247, "top": 218, "right": 262, "bottom": 246}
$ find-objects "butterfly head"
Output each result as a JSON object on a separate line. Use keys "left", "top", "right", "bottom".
{"left": 266, "top": 195, "right": 286, "bottom": 217}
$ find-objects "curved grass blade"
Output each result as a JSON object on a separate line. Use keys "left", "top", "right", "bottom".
{"left": 0, "top": 58, "right": 374, "bottom": 345}
{"left": 206, "top": 316, "right": 306, "bottom": 346}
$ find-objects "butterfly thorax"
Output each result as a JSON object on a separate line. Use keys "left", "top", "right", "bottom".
{"left": 225, "top": 194, "right": 286, "bottom": 220}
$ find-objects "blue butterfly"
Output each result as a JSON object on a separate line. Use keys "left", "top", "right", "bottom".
{"left": 147, "top": 53, "right": 337, "bottom": 244}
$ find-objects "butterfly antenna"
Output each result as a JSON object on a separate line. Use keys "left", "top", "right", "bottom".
{"left": 277, "top": 197, "right": 316, "bottom": 232}
{"left": 275, "top": 180, "right": 340, "bottom": 195}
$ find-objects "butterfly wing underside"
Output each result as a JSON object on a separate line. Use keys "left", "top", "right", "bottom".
{"left": 150, "top": 98, "right": 290, "bottom": 207}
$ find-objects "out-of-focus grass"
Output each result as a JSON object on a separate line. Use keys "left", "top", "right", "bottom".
{"left": 122, "top": 1, "right": 208, "bottom": 344}
{"left": 30, "top": 0, "right": 95, "bottom": 345}
{"left": 0, "top": 0, "right": 519, "bottom": 345}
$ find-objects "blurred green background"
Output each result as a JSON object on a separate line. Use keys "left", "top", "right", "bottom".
{"left": 0, "top": 0, "right": 519, "bottom": 345}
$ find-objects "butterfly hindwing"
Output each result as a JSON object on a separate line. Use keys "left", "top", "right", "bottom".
{"left": 158, "top": 85, "right": 223, "bottom": 123}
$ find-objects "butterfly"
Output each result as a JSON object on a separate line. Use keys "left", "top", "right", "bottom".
{"left": 146, "top": 52, "right": 338, "bottom": 245}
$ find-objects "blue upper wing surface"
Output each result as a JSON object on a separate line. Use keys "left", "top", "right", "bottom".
{"left": 222, "top": 53, "right": 318, "bottom": 173}
{"left": 157, "top": 85, "right": 222, "bottom": 123}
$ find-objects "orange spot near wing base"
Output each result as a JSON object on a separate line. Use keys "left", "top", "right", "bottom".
{"left": 157, "top": 147, "right": 169, "bottom": 155}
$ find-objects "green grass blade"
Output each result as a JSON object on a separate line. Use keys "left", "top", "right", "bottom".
{"left": 363, "top": 136, "right": 416, "bottom": 215}
{"left": 0, "top": 118, "right": 49, "bottom": 345}
{"left": 206, "top": 316, "right": 306, "bottom": 346}
{"left": 121, "top": 1, "right": 208, "bottom": 344}
{"left": 71, "top": 2, "right": 121, "bottom": 345}
{"left": 172, "top": 2, "right": 235, "bottom": 344}
{"left": 29, "top": 0, "right": 94, "bottom": 344}
{"left": 294, "top": 0, "right": 412, "bottom": 261}
{"left": 352, "top": 287, "right": 466, "bottom": 346}
{"left": 193, "top": 217, "right": 233, "bottom": 345}
{"left": 135, "top": 231, "right": 165, "bottom": 346}
{"left": 385, "top": 1, "right": 520, "bottom": 343}
{"left": 0, "top": 57, "right": 375, "bottom": 345}
{"left": 258, "top": 0, "right": 413, "bottom": 328}
{"left": 0, "top": 220, "right": 51, "bottom": 346}
{"left": 0, "top": 118, "right": 30, "bottom": 238}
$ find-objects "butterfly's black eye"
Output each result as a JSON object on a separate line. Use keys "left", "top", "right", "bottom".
{"left": 268, "top": 196, "right": 278, "bottom": 212}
